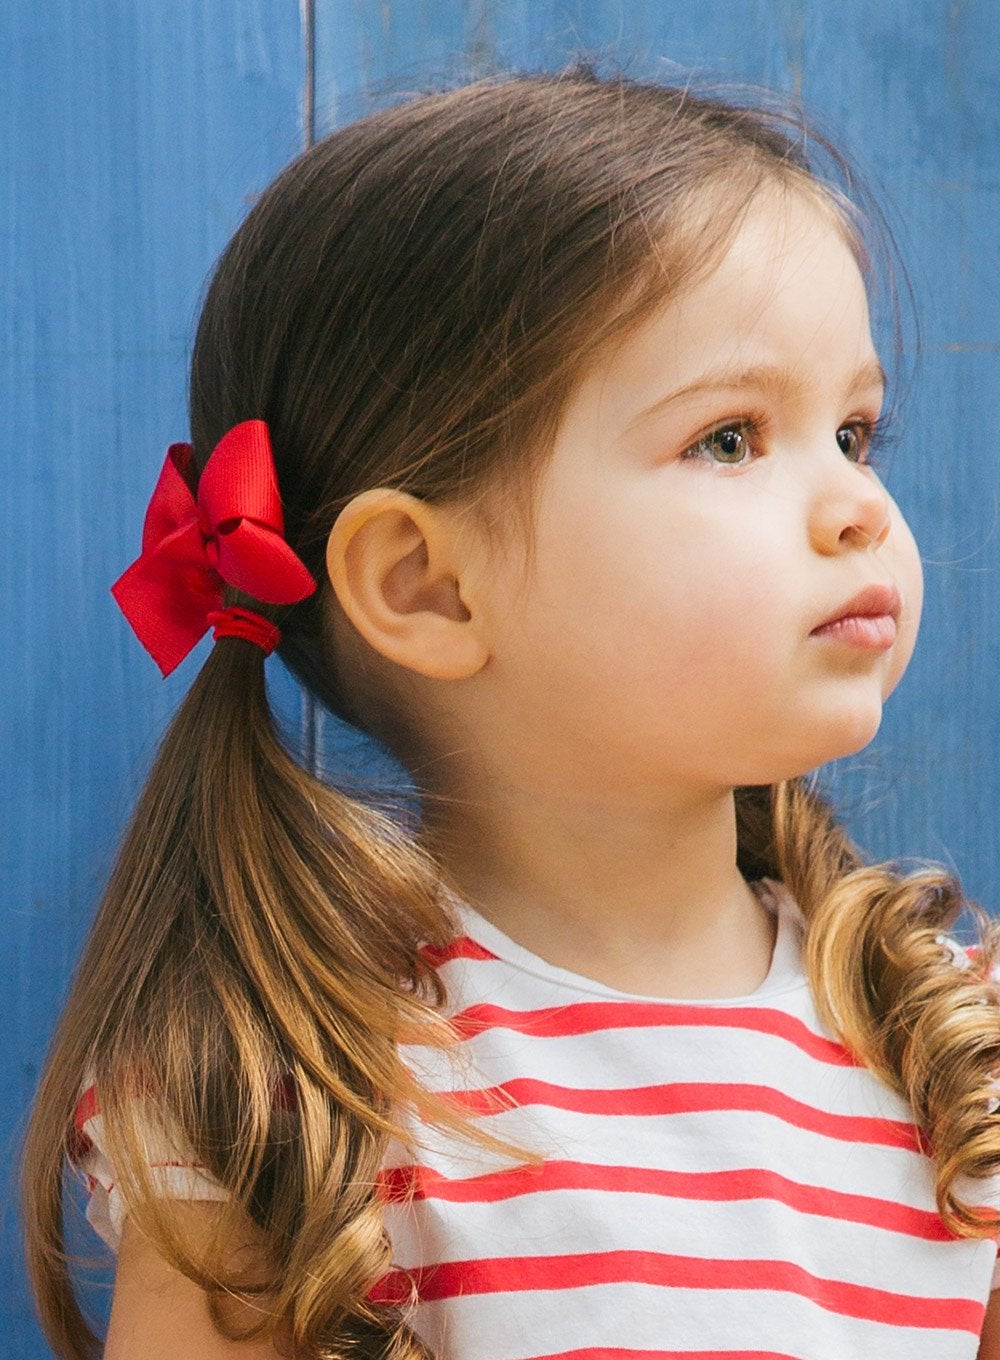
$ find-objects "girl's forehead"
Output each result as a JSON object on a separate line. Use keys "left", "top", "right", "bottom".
{"left": 460, "top": 183, "right": 869, "bottom": 557}
{"left": 582, "top": 192, "right": 869, "bottom": 409}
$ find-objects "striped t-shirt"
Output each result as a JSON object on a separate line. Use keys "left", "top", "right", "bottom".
{"left": 73, "top": 878, "right": 1000, "bottom": 1359}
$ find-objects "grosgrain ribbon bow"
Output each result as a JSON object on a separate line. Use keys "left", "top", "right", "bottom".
{"left": 110, "top": 420, "right": 317, "bottom": 676}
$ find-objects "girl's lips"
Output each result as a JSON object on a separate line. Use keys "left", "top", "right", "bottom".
{"left": 810, "top": 614, "right": 898, "bottom": 650}
{"left": 809, "top": 582, "right": 902, "bottom": 650}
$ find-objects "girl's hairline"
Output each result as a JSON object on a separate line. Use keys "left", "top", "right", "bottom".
{"left": 454, "top": 162, "right": 873, "bottom": 575}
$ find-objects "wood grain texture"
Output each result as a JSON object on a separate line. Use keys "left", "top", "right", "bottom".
{"left": 2, "top": 2, "right": 304, "bottom": 1353}
{"left": 3, "top": 2, "right": 997, "bottom": 1355}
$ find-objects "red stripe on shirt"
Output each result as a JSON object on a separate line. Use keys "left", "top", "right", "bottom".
{"left": 69, "top": 1087, "right": 99, "bottom": 1162}
{"left": 378, "top": 1160, "right": 953, "bottom": 1240}
{"left": 442, "top": 1078, "right": 925, "bottom": 1151}
{"left": 419, "top": 937, "right": 500, "bottom": 968}
{"left": 369, "top": 1250, "right": 984, "bottom": 1332}
{"left": 450, "top": 1001, "right": 857, "bottom": 1067}
{"left": 74, "top": 1085, "right": 99, "bottom": 1135}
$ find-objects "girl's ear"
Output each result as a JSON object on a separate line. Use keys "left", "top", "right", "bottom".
{"left": 324, "top": 488, "right": 490, "bottom": 681}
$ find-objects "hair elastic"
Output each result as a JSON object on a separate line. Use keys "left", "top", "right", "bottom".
{"left": 206, "top": 606, "right": 282, "bottom": 656}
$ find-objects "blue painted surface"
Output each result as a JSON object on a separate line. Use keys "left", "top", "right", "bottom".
{"left": 2, "top": 3, "right": 305, "bottom": 1352}
{"left": 3, "top": 2, "right": 997, "bottom": 1355}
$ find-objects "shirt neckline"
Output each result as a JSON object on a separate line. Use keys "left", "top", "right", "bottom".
{"left": 439, "top": 877, "right": 808, "bottom": 1006}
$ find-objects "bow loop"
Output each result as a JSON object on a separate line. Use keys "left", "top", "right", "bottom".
{"left": 110, "top": 420, "right": 317, "bottom": 676}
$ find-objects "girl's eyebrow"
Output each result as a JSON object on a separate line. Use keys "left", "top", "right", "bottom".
{"left": 626, "top": 357, "right": 888, "bottom": 430}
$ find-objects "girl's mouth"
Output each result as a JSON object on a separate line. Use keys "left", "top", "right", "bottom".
{"left": 810, "top": 613, "right": 898, "bottom": 650}
{"left": 810, "top": 582, "right": 901, "bottom": 650}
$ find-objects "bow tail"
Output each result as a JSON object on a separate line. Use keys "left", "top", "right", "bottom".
{"left": 111, "top": 526, "right": 223, "bottom": 677}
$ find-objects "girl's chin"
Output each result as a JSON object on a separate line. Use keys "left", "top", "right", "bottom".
{"left": 825, "top": 694, "right": 885, "bottom": 756}
{"left": 805, "top": 718, "right": 885, "bottom": 774}
{"left": 733, "top": 708, "right": 885, "bottom": 787}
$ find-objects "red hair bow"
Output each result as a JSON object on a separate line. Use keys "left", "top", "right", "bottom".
{"left": 111, "top": 420, "right": 317, "bottom": 676}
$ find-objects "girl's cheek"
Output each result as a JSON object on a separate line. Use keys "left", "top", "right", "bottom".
{"left": 885, "top": 502, "right": 924, "bottom": 694}
{"left": 893, "top": 503, "right": 923, "bottom": 620}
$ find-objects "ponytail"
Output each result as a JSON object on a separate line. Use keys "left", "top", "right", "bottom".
{"left": 20, "top": 629, "right": 533, "bottom": 1359}
{"left": 739, "top": 776, "right": 1000, "bottom": 1238}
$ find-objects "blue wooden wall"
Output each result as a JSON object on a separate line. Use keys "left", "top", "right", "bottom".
{"left": 4, "top": 2, "right": 997, "bottom": 1353}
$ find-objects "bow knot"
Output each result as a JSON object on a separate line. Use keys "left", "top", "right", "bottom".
{"left": 196, "top": 508, "right": 220, "bottom": 568}
{"left": 111, "top": 420, "right": 317, "bottom": 676}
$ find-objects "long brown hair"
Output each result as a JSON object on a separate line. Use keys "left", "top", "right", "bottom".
{"left": 20, "top": 65, "right": 1000, "bottom": 1360}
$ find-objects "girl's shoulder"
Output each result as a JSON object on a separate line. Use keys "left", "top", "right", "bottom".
{"left": 937, "top": 933, "right": 999, "bottom": 976}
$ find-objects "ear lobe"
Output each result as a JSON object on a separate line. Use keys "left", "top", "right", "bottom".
{"left": 324, "top": 488, "right": 489, "bottom": 681}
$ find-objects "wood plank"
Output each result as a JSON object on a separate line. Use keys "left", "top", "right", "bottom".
{"left": 2, "top": 3, "right": 304, "bottom": 1352}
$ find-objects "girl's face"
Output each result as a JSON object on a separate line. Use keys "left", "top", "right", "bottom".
{"left": 474, "top": 185, "right": 923, "bottom": 794}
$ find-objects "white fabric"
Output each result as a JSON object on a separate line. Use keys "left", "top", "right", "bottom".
{"left": 73, "top": 879, "right": 1000, "bottom": 1359}
{"left": 73, "top": 1101, "right": 228, "bottom": 1252}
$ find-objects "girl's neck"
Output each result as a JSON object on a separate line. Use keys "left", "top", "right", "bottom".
{"left": 423, "top": 784, "right": 777, "bottom": 1000}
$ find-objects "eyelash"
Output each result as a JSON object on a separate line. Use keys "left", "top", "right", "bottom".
{"left": 679, "top": 413, "right": 893, "bottom": 471}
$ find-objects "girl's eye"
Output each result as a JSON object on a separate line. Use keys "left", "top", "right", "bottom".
{"left": 836, "top": 421, "right": 877, "bottom": 464}
{"left": 679, "top": 415, "right": 888, "bottom": 469}
{"left": 681, "top": 421, "right": 757, "bottom": 466}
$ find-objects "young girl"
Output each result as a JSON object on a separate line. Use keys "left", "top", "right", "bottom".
{"left": 19, "top": 66, "right": 1000, "bottom": 1360}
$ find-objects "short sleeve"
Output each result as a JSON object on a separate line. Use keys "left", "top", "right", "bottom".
{"left": 71, "top": 1073, "right": 229, "bottom": 1254}
{"left": 937, "top": 933, "right": 1000, "bottom": 984}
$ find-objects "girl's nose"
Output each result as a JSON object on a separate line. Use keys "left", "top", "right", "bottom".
{"left": 808, "top": 457, "right": 892, "bottom": 555}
